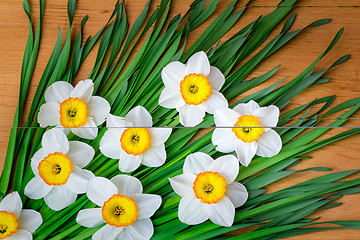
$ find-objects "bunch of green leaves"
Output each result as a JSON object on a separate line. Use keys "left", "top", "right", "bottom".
{"left": 0, "top": 0, "right": 359, "bottom": 239}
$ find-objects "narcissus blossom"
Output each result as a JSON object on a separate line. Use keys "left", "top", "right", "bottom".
{"left": 169, "top": 152, "right": 248, "bottom": 227}
{"left": 25, "top": 128, "right": 95, "bottom": 211}
{"left": 212, "top": 100, "right": 282, "bottom": 167}
{"left": 38, "top": 79, "right": 110, "bottom": 139}
{"left": 100, "top": 106, "right": 172, "bottom": 172}
{"left": 159, "top": 51, "right": 228, "bottom": 127}
{"left": 76, "top": 175, "right": 161, "bottom": 240}
{"left": 0, "top": 192, "right": 42, "bottom": 239}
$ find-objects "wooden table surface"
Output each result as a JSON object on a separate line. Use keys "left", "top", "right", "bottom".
{"left": 0, "top": 0, "right": 360, "bottom": 239}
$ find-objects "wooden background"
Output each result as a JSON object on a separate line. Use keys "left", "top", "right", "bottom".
{"left": 0, "top": 0, "right": 359, "bottom": 239}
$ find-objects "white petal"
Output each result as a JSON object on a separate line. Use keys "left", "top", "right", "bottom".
{"left": 178, "top": 197, "right": 208, "bottom": 225}
{"left": 117, "top": 218, "right": 153, "bottom": 240}
{"left": 142, "top": 144, "right": 166, "bottom": 168}
{"left": 185, "top": 51, "right": 210, "bottom": 76}
{"left": 204, "top": 196, "right": 235, "bottom": 227}
{"left": 159, "top": 86, "right": 185, "bottom": 109}
{"left": 110, "top": 175, "right": 143, "bottom": 196}
{"left": 253, "top": 105, "right": 280, "bottom": 129}
{"left": 213, "top": 108, "right": 239, "bottom": 127}
{"left": 132, "top": 194, "right": 161, "bottom": 219}
{"left": 41, "top": 128, "right": 69, "bottom": 155}
{"left": 211, "top": 129, "right": 236, "bottom": 153}
{"left": 30, "top": 148, "right": 45, "bottom": 176}
{"left": 99, "top": 130, "right": 122, "bottom": 159}
{"left": 107, "top": 114, "right": 132, "bottom": 128}
{"left": 37, "top": 102, "right": 60, "bottom": 127}
{"left": 0, "top": 192, "right": 22, "bottom": 218}
{"left": 226, "top": 182, "right": 248, "bottom": 208}
{"left": 118, "top": 150, "right": 142, "bottom": 172}
{"left": 67, "top": 141, "right": 95, "bottom": 168}
{"left": 76, "top": 208, "right": 104, "bottom": 228}
{"left": 233, "top": 100, "right": 260, "bottom": 116}
{"left": 66, "top": 167, "right": 95, "bottom": 194}
{"left": 256, "top": 129, "right": 282, "bottom": 157}
{"left": 235, "top": 141, "right": 258, "bottom": 167}
{"left": 71, "top": 117, "right": 98, "bottom": 140}
{"left": 169, "top": 174, "right": 196, "bottom": 198}
{"left": 87, "top": 96, "right": 110, "bottom": 125}
{"left": 200, "top": 91, "right": 228, "bottom": 114}
{"left": 45, "top": 81, "right": 73, "bottom": 103}
{"left": 183, "top": 152, "right": 213, "bottom": 175}
{"left": 18, "top": 209, "right": 42, "bottom": 233}
{"left": 24, "top": 176, "right": 53, "bottom": 200}
{"left": 207, "top": 66, "right": 225, "bottom": 91}
{"left": 148, "top": 128, "right": 172, "bottom": 146}
{"left": 87, "top": 177, "right": 118, "bottom": 206}
{"left": 125, "top": 106, "right": 152, "bottom": 127}
{"left": 209, "top": 155, "right": 239, "bottom": 184}
{"left": 93, "top": 224, "right": 123, "bottom": 240}
{"left": 44, "top": 187, "right": 77, "bottom": 211}
{"left": 7, "top": 229, "right": 32, "bottom": 240}
{"left": 161, "top": 61, "right": 186, "bottom": 87}
{"left": 178, "top": 104, "right": 205, "bottom": 127}
{"left": 71, "top": 79, "right": 94, "bottom": 103}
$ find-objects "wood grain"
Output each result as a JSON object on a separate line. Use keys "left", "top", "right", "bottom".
{"left": 0, "top": 0, "right": 359, "bottom": 239}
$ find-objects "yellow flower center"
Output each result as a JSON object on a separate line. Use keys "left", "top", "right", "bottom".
{"left": 232, "top": 115, "right": 263, "bottom": 143}
{"left": 193, "top": 171, "right": 227, "bottom": 204}
{"left": 180, "top": 73, "right": 212, "bottom": 105}
{"left": 102, "top": 194, "right": 138, "bottom": 227}
{"left": 38, "top": 152, "right": 73, "bottom": 186}
{"left": 59, "top": 97, "right": 88, "bottom": 128}
{"left": 120, "top": 128, "right": 151, "bottom": 156}
{"left": 0, "top": 211, "right": 18, "bottom": 239}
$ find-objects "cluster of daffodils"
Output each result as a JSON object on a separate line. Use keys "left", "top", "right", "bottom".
{"left": 3, "top": 51, "right": 283, "bottom": 239}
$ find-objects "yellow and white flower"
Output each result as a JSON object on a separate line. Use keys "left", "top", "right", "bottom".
{"left": 38, "top": 79, "right": 111, "bottom": 139}
{"left": 0, "top": 192, "right": 42, "bottom": 240}
{"left": 169, "top": 152, "right": 248, "bottom": 227}
{"left": 159, "top": 51, "right": 228, "bottom": 127}
{"left": 24, "top": 128, "right": 95, "bottom": 211}
{"left": 76, "top": 175, "right": 161, "bottom": 240}
{"left": 100, "top": 106, "right": 172, "bottom": 172}
{"left": 212, "top": 100, "right": 282, "bottom": 167}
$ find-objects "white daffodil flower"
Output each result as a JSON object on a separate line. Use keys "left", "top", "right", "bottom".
{"left": 212, "top": 100, "right": 282, "bottom": 167}
{"left": 169, "top": 152, "right": 248, "bottom": 227}
{"left": 159, "top": 51, "right": 228, "bottom": 127}
{"left": 24, "top": 128, "right": 95, "bottom": 211}
{"left": 77, "top": 175, "right": 161, "bottom": 240}
{"left": 0, "top": 192, "right": 42, "bottom": 239}
{"left": 38, "top": 79, "right": 110, "bottom": 139}
{"left": 100, "top": 106, "right": 172, "bottom": 172}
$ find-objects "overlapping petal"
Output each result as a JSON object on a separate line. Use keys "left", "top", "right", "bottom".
{"left": 125, "top": 106, "right": 152, "bottom": 127}
{"left": 76, "top": 208, "right": 104, "bottom": 228}
{"left": 178, "top": 104, "right": 205, "bottom": 127}
{"left": 203, "top": 196, "right": 235, "bottom": 227}
{"left": 183, "top": 152, "right": 213, "bottom": 175}
{"left": 18, "top": 209, "right": 42, "bottom": 233}
{"left": 178, "top": 197, "right": 208, "bottom": 225}
{"left": 110, "top": 175, "right": 143, "bottom": 196}
{"left": 185, "top": 51, "right": 210, "bottom": 76}
{"left": 132, "top": 194, "right": 161, "bottom": 219}
{"left": 161, "top": 61, "right": 186, "bottom": 87}
{"left": 44, "top": 187, "right": 77, "bottom": 211}
{"left": 0, "top": 192, "right": 22, "bottom": 218}
{"left": 37, "top": 102, "right": 60, "bottom": 127}
{"left": 44, "top": 81, "right": 73, "bottom": 103}
{"left": 86, "top": 177, "right": 118, "bottom": 206}
{"left": 24, "top": 176, "right": 53, "bottom": 200}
